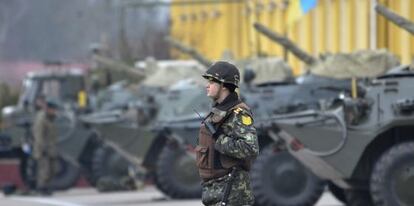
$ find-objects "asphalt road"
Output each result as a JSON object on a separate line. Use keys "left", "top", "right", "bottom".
{"left": 0, "top": 186, "right": 344, "bottom": 206}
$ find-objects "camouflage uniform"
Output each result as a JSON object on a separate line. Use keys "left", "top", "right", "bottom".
{"left": 32, "top": 111, "right": 58, "bottom": 190}
{"left": 198, "top": 92, "right": 259, "bottom": 206}
{"left": 198, "top": 61, "right": 259, "bottom": 206}
{"left": 202, "top": 170, "right": 253, "bottom": 206}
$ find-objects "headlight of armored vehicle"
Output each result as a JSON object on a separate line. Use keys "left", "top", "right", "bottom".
{"left": 2, "top": 106, "right": 16, "bottom": 118}
{"left": 1, "top": 106, "right": 18, "bottom": 128}
{"left": 392, "top": 98, "right": 414, "bottom": 115}
{"left": 343, "top": 98, "right": 371, "bottom": 125}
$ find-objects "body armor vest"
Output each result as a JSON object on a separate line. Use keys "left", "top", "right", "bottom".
{"left": 196, "top": 102, "right": 252, "bottom": 181}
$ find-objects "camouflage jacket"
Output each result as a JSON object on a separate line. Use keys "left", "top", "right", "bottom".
{"left": 213, "top": 93, "right": 259, "bottom": 160}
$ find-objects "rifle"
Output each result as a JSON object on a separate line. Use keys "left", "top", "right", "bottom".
{"left": 194, "top": 109, "right": 216, "bottom": 135}
{"left": 220, "top": 166, "right": 238, "bottom": 206}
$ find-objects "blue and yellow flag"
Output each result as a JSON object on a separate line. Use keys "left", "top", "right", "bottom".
{"left": 287, "top": 0, "right": 318, "bottom": 26}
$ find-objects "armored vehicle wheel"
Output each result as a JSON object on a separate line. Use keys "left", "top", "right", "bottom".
{"left": 20, "top": 155, "right": 80, "bottom": 190}
{"left": 49, "top": 156, "right": 81, "bottom": 190}
{"left": 370, "top": 142, "right": 414, "bottom": 206}
{"left": 328, "top": 182, "right": 347, "bottom": 204}
{"left": 92, "top": 145, "right": 131, "bottom": 180}
{"left": 78, "top": 135, "right": 102, "bottom": 186}
{"left": 155, "top": 144, "right": 201, "bottom": 199}
{"left": 152, "top": 171, "right": 169, "bottom": 195}
{"left": 251, "top": 145, "right": 325, "bottom": 206}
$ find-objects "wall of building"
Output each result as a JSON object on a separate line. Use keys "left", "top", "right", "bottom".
{"left": 170, "top": 0, "right": 414, "bottom": 75}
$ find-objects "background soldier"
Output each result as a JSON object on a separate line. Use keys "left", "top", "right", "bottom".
{"left": 32, "top": 99, "right": 59, "bottom": 195}
{"left": 196, "top": 61, "right": 259, "bottom": 206}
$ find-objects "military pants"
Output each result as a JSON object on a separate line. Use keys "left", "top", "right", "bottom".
{"left": 36, "top": 156, "right": 58, "bottom": 189}
{"left": 201, "top": 170, "right": 254, "bottom": 206}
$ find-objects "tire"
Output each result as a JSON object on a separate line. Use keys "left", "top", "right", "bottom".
{"left": 152, "top": 170, "right": 169, "bottom": 195}
{"left": 328, "top": 182, "right": 347, "bottom": 204}
{"left": 370, "top": 142, "right": 414, "bottom": 206}
{"left": 48, "top": 156, "right": 81, "bottom": 190}
{"left": 155, "top": 144, "right": 201, "bottom": 199}
{"left": 91, "top": 145, "right": 131, "bottom": 180}
{"left": 20, "top": 155, "right": 80, "bottom": 191}
{"left": 78, "top": 135, "right": 102, "bottom": 186}
{"left": 251, "top": 145, "right": 325, "bottom": 206}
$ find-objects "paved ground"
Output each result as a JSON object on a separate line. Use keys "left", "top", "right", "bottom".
{"left": 0, "top": 186, "right": 344, "bottom": 206}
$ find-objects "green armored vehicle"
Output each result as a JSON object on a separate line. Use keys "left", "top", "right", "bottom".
{"left": 273, "top": 63, "right": 414, "bottom": 206}
{"left": 263, "top": 4, "right": 414, "bottom": 206}
{"left": 81, "top": 59, "right": 210, "bottom": 197}
{"left": 249, "top": 22, "right": 400, "bottom": 206}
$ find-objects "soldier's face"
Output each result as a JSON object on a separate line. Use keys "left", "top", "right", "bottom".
{"left": 46, "top": 107, "right": 57, "bottom": 117}
{"left": 206, "top": 80, "right": 221, "bottom": 99}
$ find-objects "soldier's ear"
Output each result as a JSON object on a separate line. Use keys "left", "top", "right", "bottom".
{"left": 222, "top": 86, "right": 231, "bottom": 93}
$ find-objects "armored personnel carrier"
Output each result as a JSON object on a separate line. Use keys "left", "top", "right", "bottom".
{"left": 249, "top": 22, "right": 400, "bottom": 206}
{"left": 81, "top": 59, "right": 210, "bottom": 198}
{"left": 272, "top": 63, "right": 414, "bottom": 206}
{"left": 262, "top": 4, "right": 413, "bottom": 206}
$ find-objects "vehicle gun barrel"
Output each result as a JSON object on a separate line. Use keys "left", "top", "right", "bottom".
{"left": 164, "top": 36, "right": 213, "bottom": 68}
{"left": 375, "top": 3, "right": 414, "bottom": 35}
{"left": 253, "top": 22, "right": 317, "bottom": 65}
{"left": 92, "top": 54, "right": 146, "bottom": 78}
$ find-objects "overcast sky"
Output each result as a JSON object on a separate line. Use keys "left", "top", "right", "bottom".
{"left": 0, "top": 0, "right": 170, "bottom": 63}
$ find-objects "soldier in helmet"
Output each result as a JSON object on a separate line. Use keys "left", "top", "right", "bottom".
{"left": 32, "top": 99, "right": 59, "bottom": 195}
{"left": 196, "top": 61, "right": 259, "bottom": 206}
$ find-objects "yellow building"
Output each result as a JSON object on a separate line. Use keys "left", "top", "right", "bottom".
{"left": 170, "top": 0, "right": 414, "bottom": 75}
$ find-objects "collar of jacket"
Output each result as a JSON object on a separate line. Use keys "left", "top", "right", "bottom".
{"left": 213, "top": 92, "right": 241, "bottom": 114}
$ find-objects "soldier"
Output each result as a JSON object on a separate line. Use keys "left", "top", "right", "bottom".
{"left": 196, "top": 61, "right": 259, "bottom": 206}
{"left": 32, "top": 100, "right": 59, "bottom": 195}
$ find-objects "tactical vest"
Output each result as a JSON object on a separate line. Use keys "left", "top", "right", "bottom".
{"left": 196, "top": 102, "right": 252, "bottom": 181}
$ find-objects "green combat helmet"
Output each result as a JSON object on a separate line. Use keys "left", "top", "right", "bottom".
{"left": 202, "top": 61, "right": 240, "bottom": 87}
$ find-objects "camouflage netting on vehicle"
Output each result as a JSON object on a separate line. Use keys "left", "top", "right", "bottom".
{"left": 140, "top": 60, "right": 206, "bottom": 88}
{"left": 91, "top": 54, "right": 146, "bottom": 85}
{"left": 236, "top": 57, "right": 293, "bottom": 84}
{"left": 310, "top": 49, "right": 400, "bottom": 79}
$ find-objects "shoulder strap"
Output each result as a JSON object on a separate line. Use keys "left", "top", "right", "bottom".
{"left": 215, "top": 102, "right": 251, "bottom": 129}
